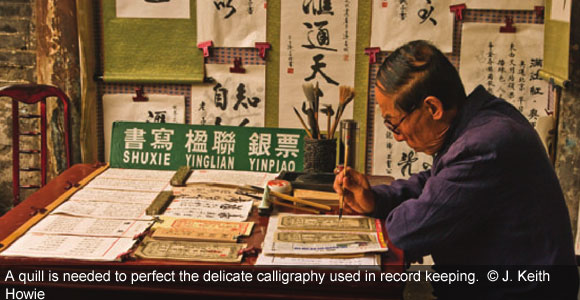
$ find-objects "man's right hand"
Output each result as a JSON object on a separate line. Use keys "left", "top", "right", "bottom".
{"left": 333, "top": 167, "right": 376, "bottom": 214}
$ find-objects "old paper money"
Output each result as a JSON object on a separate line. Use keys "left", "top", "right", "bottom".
{"left": 267, "top": 230, "right": 385, "bottom": 255}
{"left": 275, "top": 232, "right": 374, "bottom": 244}
{"left": 263, "top": 214, "right": 387, "bottom": 256}
{"left": 135, "top": 238, "right": 245, "bottom": 263}
{"left": 153, "top": 216, "right": 254, "bottom": 236}
{"left": 151, "top": 228, "right": 238, "bottom": 242}
{"left": 277, "top": 214, "right": 376, "bottom": 232}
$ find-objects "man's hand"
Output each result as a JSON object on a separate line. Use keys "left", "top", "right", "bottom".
{"left": 333, "top": 167, "right": 375, "bottom": 214}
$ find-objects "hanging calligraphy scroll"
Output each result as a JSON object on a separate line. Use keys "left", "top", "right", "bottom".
{"left": 103, "top": 93, "right": 186, "bottom": 162}
{"left": 197, "top": 0, "right": 267, "bottom": 47}
{"left": 550, "top": 0, "right": 571, "bottom": 22}
{"left": 459, "top": 23, "right": 548, "bottom": 128}
{"left": 541, "top": 0, "right": 571, "bottom": 88}
{"left": 371, "top": 106, "right": 433, "bottom": 179}
{"left": 116, "top": 0, "right": 190, "bottom": 19}
{"left": 278, "top": 0, "right": 358, "bottom": 129}
{"left": 191, "top": 64, "right": 265, "bottom": 127}
{"left": 101, "top": 0, "right": 204, "bottom": 83}
{"left": 450, "top": 0, "right": 544, "bottom": 10}
{"left": 370, "top": 0, "right": 454, "bottom": 52}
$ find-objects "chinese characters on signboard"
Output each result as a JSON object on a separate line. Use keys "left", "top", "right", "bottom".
{"left": 279, "top": 0, "right": 358, "bottom": 129}
{"left": 460, "top": 23, "right": 548, "bottom": 128}
{"left": 111, "top": 122, "right": 305, "bottom": 172}
{"left": 191, "top": 64, "right": 265, "bottom": 127}
{"left": 370, "top": 0, "right": 454, "bottom": 52}
{"left": 197, "top": 0, "right": 267, "bottom": 47}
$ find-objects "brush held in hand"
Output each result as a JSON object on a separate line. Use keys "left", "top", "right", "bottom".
{"left": 339, "top": 140, "right": 350, "bottom": 221}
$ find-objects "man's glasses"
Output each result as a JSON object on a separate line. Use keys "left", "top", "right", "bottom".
{"left": 384, "top": 114, "right": 410, "bottom": 135}
{"left": 383, "top": 105, "right": 417, "bottom": 135}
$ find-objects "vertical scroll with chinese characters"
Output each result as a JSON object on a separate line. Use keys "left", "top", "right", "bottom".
{"left": 191, "top": 64, "right": 266, "bottom": 127}
{"left": 450, "top": 0, "right": 544, "bottom": 10}
{"left": 371, "top": 0, "right": 454, "bottom": 52}
{"left": 278, "top": 0, "right": 358, "bottom": 129}
{"left": 103, "top": 94, "right": 186, "bottom": 161}
{"left": 197, "top": 0, "right": 267, "bottom": 47}
{"left": 459, "top": 23, "right": 547, "bottom": 128}
{"left": 372, "top": 107, "right": 433, "bottom": 178}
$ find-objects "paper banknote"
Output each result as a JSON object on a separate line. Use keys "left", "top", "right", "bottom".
{"left": 135, "top": 238, "right": 246, "bottom": 263}
{"left": 151, "top": 228, "right": 239, "bottom": 242}
{"left": 153, "top": 216, "right": 254, "bottom": 236}
{"left": 275, "top": 231, "right": 374, "bottom": 243}
{"left": 277, "top": 213, "right": 376, "bottom": 232}
{"left": 263, "top": 214, "right": 387, "bottom": 255}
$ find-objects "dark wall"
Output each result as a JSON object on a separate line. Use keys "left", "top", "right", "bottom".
{"left": 555, "top": 1, "right": 580, "bottom": 236}
{"left": 0, "top": 0, "right": 81, "bottom": 215}
{"left": 0, "top": 0, "right": 38, "bottom": 215}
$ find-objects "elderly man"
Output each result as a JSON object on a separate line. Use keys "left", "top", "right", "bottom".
{"left": 334, "top": 40, "right": 578, "bottom": 298}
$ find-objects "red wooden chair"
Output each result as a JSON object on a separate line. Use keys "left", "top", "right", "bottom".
{"left": 0, "top": 84, "right": 71, "bottom": 205}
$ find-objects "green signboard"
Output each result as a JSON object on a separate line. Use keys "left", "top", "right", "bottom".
{"left": 110, "top": 122, "right": 305, "bottom": 172}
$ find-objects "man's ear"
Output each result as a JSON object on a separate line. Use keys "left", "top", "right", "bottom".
{"left": 423, "top": 96, "right": 444, "bottom": 121}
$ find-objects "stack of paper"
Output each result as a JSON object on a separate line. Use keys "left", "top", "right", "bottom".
{"left": 135, "top": 237, "right": 246, "bottom": 263}
{"left": 28, "top": 215, "right": 152, "bottom": 238}
{"left": 70, "top": 188, "right": 159, "bottom": 204}
{"left": 136, "top": 216, "right": 253, "bottom": 262}
{"left": 151, "top": 216, "right": 254, "bottom": 242}
{"left": 1, "top": 234, "right": 138, "bottom": 261}
{"left": 163, "top": 197, "right": 254, "bottom": 222}
{"left": 257, "top": 213, "right": 387, "bottom": 269}
{"left": 172, "top": 184, "right": 260, "bottom": 202}
{"left": 0, "top": 168, "right": 174, "bottom": 261}
{"left": 255, "top": 252, "right": 381, "bottom": 267}
{"left": 164, "top": 184, "right": 257, "bottom": 222}
{"left": 135, "top": 172, "right": 264, "bottom": 263}
{"left": 53, "top": 200, "right": 152, "bottom": 220}
{"left": 185, "top": 169, "right": 278, "bottom": 187}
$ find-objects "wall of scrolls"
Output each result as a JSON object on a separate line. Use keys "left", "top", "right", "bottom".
{"left": 95, "top": 1, "right": 548, "bottom": 181}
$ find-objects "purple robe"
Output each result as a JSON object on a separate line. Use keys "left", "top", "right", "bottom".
{"left": 372, "top": 86, "right": 578, "bottom": 298}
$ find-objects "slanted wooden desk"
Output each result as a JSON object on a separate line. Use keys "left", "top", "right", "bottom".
{"left": 0, "top": 164, "right": 405, "bottom": 299}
